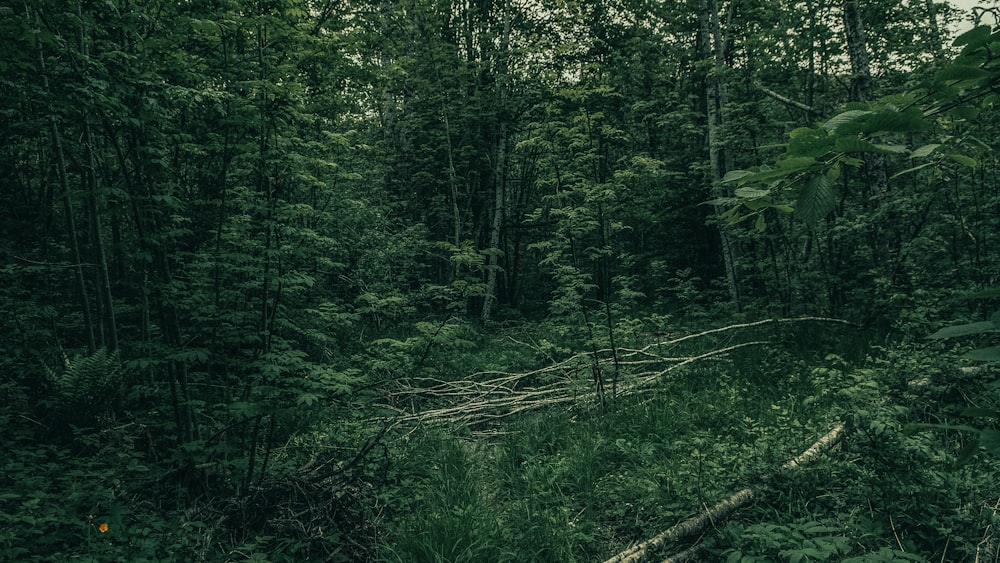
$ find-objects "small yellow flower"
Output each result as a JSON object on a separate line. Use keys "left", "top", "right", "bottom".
{"left": 98, "top": 523, "right": 109, "bottom": 534}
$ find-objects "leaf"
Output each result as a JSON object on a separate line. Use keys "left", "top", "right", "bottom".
{"left": 965, "top": 286, "right": 1000, "bottom": 299}
{"left": 795, "top": 174, "right": 836, "bottom": 226}
{"left": 823, "top": 110, "right": 872, "bottom": 131}
{"left": 836, "top": 108, "right": 929, "bottom": 135}
{"left": 833, "top": 137, "right": 907, "bottom": 154}
{"left": 952, "top": 25, "right": 992, "bottom": 48}
{"left": 722, "top": 169, "right": 752, "bottom": 183}
{"left": 909, "top": 144, "right": 940, "bottom": 158}
{"left": 871, "top": 144, "right": 907, "bottom": 154}
{"left": 927, "top": 321, "right": 996, "bottom": 339}
{"left": 890, "top": 162, "right": 935, "bottom": 179}
{"left": 754, "top": 213, "right": 766, "bottom": 232}
{"left": 787, "top": 127, "right": 834, "bottom": 157}
{"left": 734, "top": 187, "right": 771, "bottom": 199}
{"left": 948, "top": 153, "right": 978, "bottom": 168}
{"left": 835, "top": 136, "right": 879, "bottom": 153}
{"left": 966, "top": 345, "right": 1000, "bottom": 362}
{"left": 735, "top": 158, "right": 817, "bottom": 185}
{"left": 962, "top": 407, "right": 1000, "bottom": 419}
{"left": 935, "top": 65, "right": 992, "bottom": 83}
{"left": 980, "top": 429, "right": 1000, "bottom": 457}
{"left": 826, "top": 163, "right": 841, "bottom": 181}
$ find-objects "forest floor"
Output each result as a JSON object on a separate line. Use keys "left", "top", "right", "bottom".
{"left": 373, "top": 318, "right": 1000, "bottom": 562}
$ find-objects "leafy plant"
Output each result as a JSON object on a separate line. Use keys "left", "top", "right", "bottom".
{"left": 907, "top": 287, "right": 1000, "bottom": 459}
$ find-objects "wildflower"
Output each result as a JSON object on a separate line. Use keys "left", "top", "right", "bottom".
{"left": 98, "top": 523, "right": 109, "bottom": 534}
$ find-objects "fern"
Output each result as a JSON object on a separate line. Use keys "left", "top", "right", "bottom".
{"left": 46, "top": 348, "right": 122, "bottom": 423}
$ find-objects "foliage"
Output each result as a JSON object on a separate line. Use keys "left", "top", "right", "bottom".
{"left": 1, "top": 0, "right": 999, "bottom": 560}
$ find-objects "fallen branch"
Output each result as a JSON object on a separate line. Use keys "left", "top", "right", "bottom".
{"left": 376, "top": 317, "right": 854, "bottom": 428}
{"left": 753, "top": 80, "right": 817, "bottom": 114}
{"left": 603, "top": 422, "right": 847, "bottom": 563}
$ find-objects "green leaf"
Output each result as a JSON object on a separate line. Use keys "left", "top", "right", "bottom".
{"left": 909, "top": 144, "right": 940, "bottom": 158}
{"left": 722, "top": 169, "right": 752, "bottom": 183}
{"left": 935, "top": 64, "right": 992, "bottom": 83}
{"left": 833, "top": 137, "right": 907, "bottom": 154}
{"left": 836, "top": 108, "right": 929, "bottom": 135}
{"left": 754, "top": 213, "right": 766, "bottom": 232}
{"left": 795, "top": 174, "right": 836, "bottom": 226}
{"left": 980, "top": 429, "right": 1000, "bottom": 456}
{"left": 871, "top": 143, "right": 907, "bottom": 154}
{"left": 948, "top": 153, "right": 978, "bottom": 168}
{"left": 965, "top": 287, "right": 1000, "bottom": 299}
{"left": 735, "top": 158, "right": 817, "bottom": 185}
{"left": 927, "top": 321, "right": 996, "bottom": 339}
{"left": 890, "top": 162, "right": 935, "bottom": 179}
{"left": 953, "top": 25, "right": 992, "bottom": 48}
{"left": 787, "top": 127, "right": 834, "bottom": 157}
{"left": 966, "top": 345, "right": 1000, "bottom": 362}
{"left": 734, "top": 187, "right": 771, "bottom": 199}
{"left": 826, "top": 163, "right": 841, "bottom": 181}
{"left": 835, "top": 136, "right": 879, "bottom": 153}
{"left": 962, "top": 407, "right": 1000, "bottom": 419}
{"left": 823, "top": 110, "right": 872, "bottom": 131}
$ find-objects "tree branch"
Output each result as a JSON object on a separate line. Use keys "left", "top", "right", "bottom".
{"left": 754, "top": 80, "right": 817, "bottom": 114}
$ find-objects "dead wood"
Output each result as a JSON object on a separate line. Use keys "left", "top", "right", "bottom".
{"left": 603, "top": 422, "right": 846, "bottom": 563}
{"left": 377, "top": 317, "right": 853, "bottom": 428}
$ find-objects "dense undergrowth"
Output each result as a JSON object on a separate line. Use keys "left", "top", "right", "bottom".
{"left": 2, "top": 316, "right": 998, "bottom": 561}
{"left": 374, "top": 322, "right": 1000, "bottom": 562}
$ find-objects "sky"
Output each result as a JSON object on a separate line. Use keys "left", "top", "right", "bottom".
{"left": 947, "top": 0, "right": 1000, "bottom": 33}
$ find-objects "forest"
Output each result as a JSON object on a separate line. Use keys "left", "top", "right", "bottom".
{"left": 1, "top": 0, "right": 1000, "bottom": 560}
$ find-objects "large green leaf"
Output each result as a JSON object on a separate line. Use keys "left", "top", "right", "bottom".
{"left": 823, "top": 110, "right": 872, "bottom": 131}
{"left": 962, "top": 407, "right": 1000, "bottom": 419}
{"left": 965, "top": 287, "right": 1000, "bottom": 299}
{"left": 935, "top": 64, "right": 992, "bottom": 84}
{"left": 787, "top": 127, "right": 834, "bottom": 157}
{"left": 980, "top": 429, "right": 1000, "bottom": 457}
{"left": 909, "top": 143, "right": 940, "bottom": 158}
{"left": 836, "top": 108, "right": 929, "bottom": 135}
{"left": 734, "top": 187, "right": 771, "bottom": 199}
{"left": 795, "top": 174, "right": 836, "bottom": 226}
{"left": 966, "top": 345, "right": 1000, "bottom": 362}
{"left": 948, "top": 153, "right": 978, "bottom": 168}
{"left": 927, "top": 321, "right": 997, "bottom": 339}
{"left": 833, "top": 137, "right": 907, "bottom": 154}
{"left": 952, "top": 25, "right": 991, "bottom": 48}
{"left": 733, "top": 157, "right": 817, "bottom": 185}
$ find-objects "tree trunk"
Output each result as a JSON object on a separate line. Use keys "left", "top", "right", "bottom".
{"left": 481, "top": 0, "right": 512, "bottom": 322}
{"left": 77, "top": 13, "right": 119, "bottom": 352}
{"left": 842, "top": 0, "right": 888, "bottom": 202}
{"left": 842, "top": 0, "right": 873, "bottom": 103}
{"left": 700, "top": 0, "right": 741, "bottom": 310}
{"left": 35, "top": 15, "right": 96, "bottom": 353}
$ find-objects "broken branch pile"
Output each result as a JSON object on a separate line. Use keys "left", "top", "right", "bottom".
{"left": 379, "top": 317, "right": 853, "bottom": 427}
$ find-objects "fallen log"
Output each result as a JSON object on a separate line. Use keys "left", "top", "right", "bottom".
{"left": 603, "top": 422, "right": 847, "bottom": 563}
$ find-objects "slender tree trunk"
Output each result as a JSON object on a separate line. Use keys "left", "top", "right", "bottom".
{"left": 35, "top": 17, "right": 96, "bottom": 352}
{"left": 924, "top": 0, "right": 946, "bottom": 61}
{"left": 842, "top": 0, "right": 888, "bottom": 203}
{"left": 842, "top": 0, "right": 873, "bottom": 103}
{"left": 443, "top": 110, "right": 463, "bottom": 284}
{"left": 77, "top": 3, "right": 119, "bottom": 353}
{"left": 700, "top": 0, "right": 741, "bottom": 310}
{"left": 481, "top": 0, "right": 512, "bottom": 322}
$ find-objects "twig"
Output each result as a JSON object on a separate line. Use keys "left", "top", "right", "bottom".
{"left": 890, "top": 513, "right": 905, "bottom": 552}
